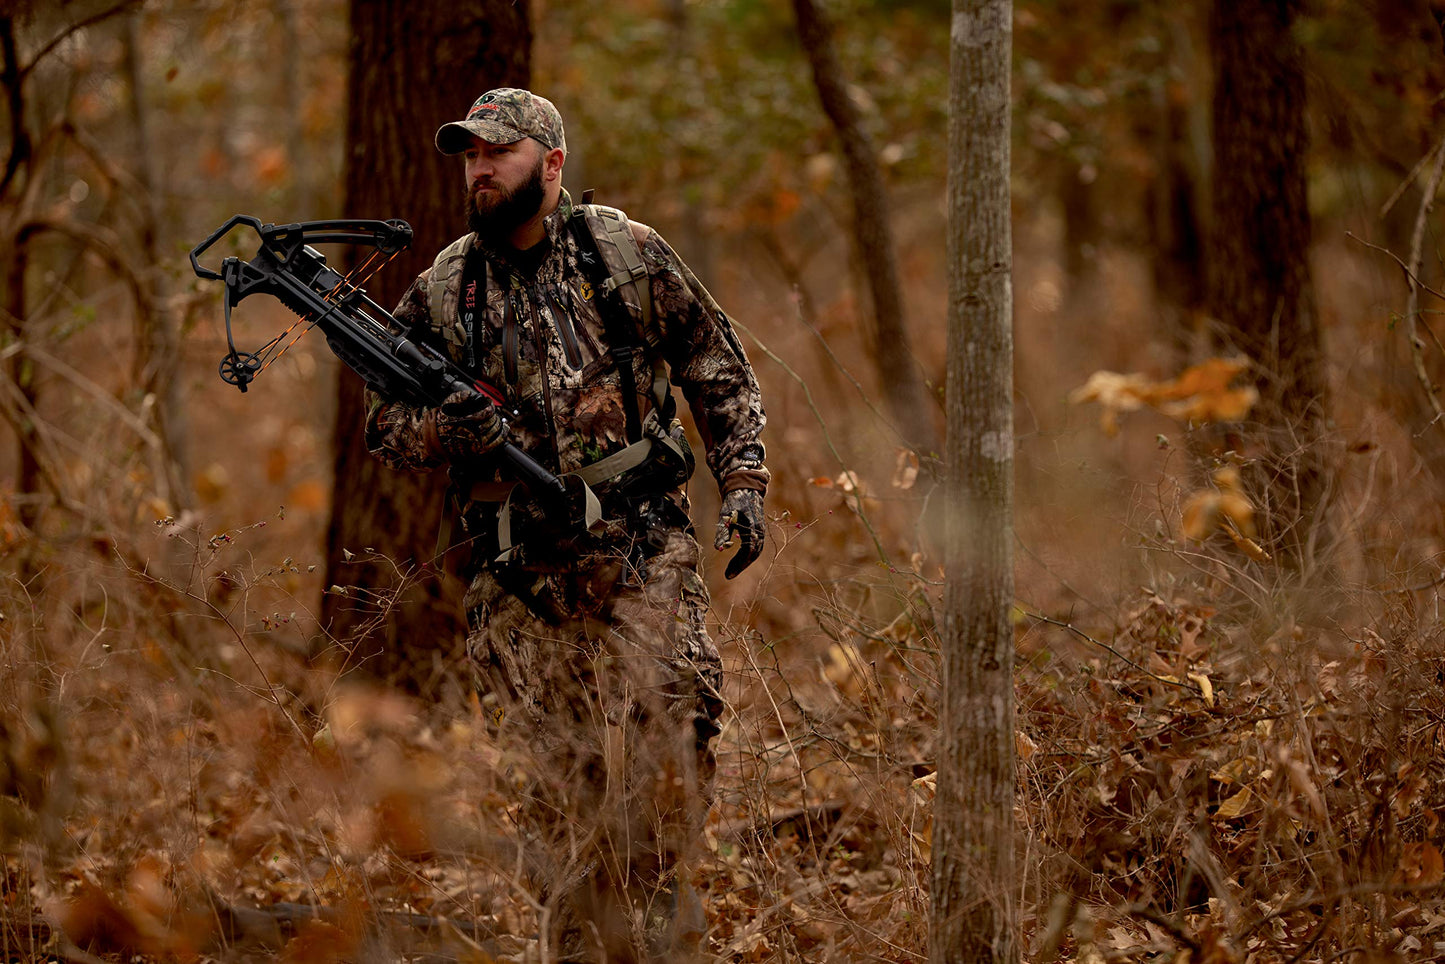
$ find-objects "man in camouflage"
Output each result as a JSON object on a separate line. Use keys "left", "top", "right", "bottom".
{"left": 365, "top": 88, "right": 768, "bottom": 962}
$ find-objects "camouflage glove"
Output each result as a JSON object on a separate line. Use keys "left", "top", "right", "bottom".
{"left": 714, "top": 488, "right": 765, "bottom": 579}
{"left": 433, "top": 390, "right": 507, "bottom": 462}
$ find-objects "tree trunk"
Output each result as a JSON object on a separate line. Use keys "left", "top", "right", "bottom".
{"left": 931, "top": 1, "right": 1017, "bottom": 963}
{"left": 122, "top": 10, "right": 192, "bottom": 516}
{"left": 1207, "top": 0, "right": 1331, "bottom": 566}
{"left": 324, "top": 0, "right": 530, "bottom": 686}
{"left": 790, "top": 0, "right": 937, "bottom": 454}
{"left": 275, "top": 0, "right": 312, "bottom": 213}
{"left": 2, "top": 16, "right": 41, "bottom": 571}
{"left": 1144, "top": 7, "right": 1209, "bottom": 364}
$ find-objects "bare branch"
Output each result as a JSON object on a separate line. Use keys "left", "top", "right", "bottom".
{"left": 1347, "top": 230, "right": 1445, "bottom": 304}
{"left": 16, "top": 0, "right": 140, "bottom": 81}
{"left": 13, "top": 216, "right": 150, "bottom": 316}
{"left": 1405, "top": 135, "right": 1445, "bottom": 425}
{"left": 0, "top": 16, "right": 30, "bottom": 197}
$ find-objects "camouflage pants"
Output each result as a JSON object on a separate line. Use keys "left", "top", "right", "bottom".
{"left": 462, "top": 526, "right": 722, "bottom": 963}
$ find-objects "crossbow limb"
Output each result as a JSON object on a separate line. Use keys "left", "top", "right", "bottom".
{"left": 189, "top": 215, "right": 568, "bottom": 506}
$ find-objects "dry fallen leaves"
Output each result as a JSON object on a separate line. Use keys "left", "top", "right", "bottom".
{"left": 1070, "top": 356, "right": 1258, "bottom": 436}
{"left": 890, "top": 448, "right": 920, "bottom": 490}
{"left": 1397, "top": 842, "right": 1445, "bottom": 888}
{"left": 1181, "top": 466, "right": 1272, "bottom": 562}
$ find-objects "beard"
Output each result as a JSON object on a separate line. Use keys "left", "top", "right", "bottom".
{"left": 464, "top": 157, "right": 547, "bottom": 246}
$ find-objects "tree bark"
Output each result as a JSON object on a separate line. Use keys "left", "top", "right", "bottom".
{"left": 931, "top": 1, "right": 1017, "bottom": 963}
{"left": 790, "top": 0, "right": 937, "bottom": 453}
{"left": 122, "top": 9, "right": 192, "bottom": 515}
{"left": 324, "top": 0, "right": 530, "bottom": 686}
{"left": 2, "top": 16, "right": 41, "bottom": 571}
{"left": 1207, "top": 0, "right": 1331, "bottom": 566}
{"left": 1144, "top": 8, "right": 1209, "bottom": 363}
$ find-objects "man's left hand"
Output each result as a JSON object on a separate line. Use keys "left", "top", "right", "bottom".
{"left": 714, "top": 489, "right": 765, "bottom": 579}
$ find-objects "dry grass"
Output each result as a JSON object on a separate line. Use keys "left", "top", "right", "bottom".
{"left": 4, "top": 206, "right": 1445, "bottom": 964}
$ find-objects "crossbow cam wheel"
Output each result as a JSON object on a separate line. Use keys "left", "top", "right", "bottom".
{"left": 218, "top": 351, "right": 262, "bottom": 392}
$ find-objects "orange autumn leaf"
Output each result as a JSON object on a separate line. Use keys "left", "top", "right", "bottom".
{"left": 1071, "top": 356, "right": 1258, "bottom": 436}
{"left": 1396, "top": 842, "right": 1445, "bottom": 887}
{"left": 1182, "top": 466, "right": 1267, "bottom": 560}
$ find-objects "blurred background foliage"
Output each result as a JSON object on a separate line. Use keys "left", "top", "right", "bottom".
{"left": 9, "top": 0, "right": 1445, "bottom": 960}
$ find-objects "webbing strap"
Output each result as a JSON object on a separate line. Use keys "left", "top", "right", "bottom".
{"left": 427, "top": 234, "right": 471, "bottom": 335}
{"left": 590, "top": 208, "right": 668, "bottom": 417}
{"left": 437, "top": 413, "right": 683, "bottom": 560}
{"left": 571, "top": 205, "right": 675, "bottom": 443}
{"left": 568, "top": 412, "right": 685, "bottom": 487}
{"left": 495, "top": 478, "right": 602, "bottom": 563}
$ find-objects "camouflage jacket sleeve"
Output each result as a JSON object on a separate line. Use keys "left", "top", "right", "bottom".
{"left": 363, "top": 273, "right": 446, "bottom": 472}
{"left": 643, "top": 230, "right": 770, "bottom": 496}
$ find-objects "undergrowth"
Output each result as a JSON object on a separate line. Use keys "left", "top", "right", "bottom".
{"left": 4, "top": 422, "right": 1445, "bottom": 964}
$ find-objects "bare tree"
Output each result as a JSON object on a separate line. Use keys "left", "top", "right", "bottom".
{"left": 0, "top": 3, "right": 174, "bottom": 578}
{"left": 931, "top": 1, "right": 1017, "bottom": 962}
{"left": 322, "top": 0, "right": 531, "bottom": 685}
{"left": 790, "top": 0, "right": 937, "bottom": 453}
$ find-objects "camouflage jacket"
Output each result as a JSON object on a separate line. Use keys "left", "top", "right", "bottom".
{"left": 365, "top": 191, "right": 769, "bottom": 541}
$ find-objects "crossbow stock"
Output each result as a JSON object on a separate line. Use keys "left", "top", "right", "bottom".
{"left": 189, "top": 215, "right": 568, "bottom": 506}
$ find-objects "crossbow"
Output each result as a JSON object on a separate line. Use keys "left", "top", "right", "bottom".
{"left": 189, "top": 215, "right": 568, "bottom": 505}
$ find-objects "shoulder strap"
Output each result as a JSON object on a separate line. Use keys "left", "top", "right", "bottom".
{"left": 570, "top": 204, "right": 671, "bottom": 443}
{"left": 426, "top": 234, "right": 476, "bottom": 353}
{"left": 586, "top": 205, "right": 654, "bottom": 337}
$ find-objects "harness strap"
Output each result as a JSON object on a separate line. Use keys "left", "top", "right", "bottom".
{"left": 590, "top": 208, "right": 668, "bottom": 417}
{"left": 436, "top": 409, "right": 686, "bottom": 560}
{"left": 427, "top": 234, "right": 472, "bottom": 344}
{"left": 495, "top": 476, "right": 603, "bottom": 563}
{"left": 570, "top": 205, "right": 676, "bottom": 443}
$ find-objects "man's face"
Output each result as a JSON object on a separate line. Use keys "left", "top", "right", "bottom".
{"left": 462, "top": 137, "right": 547, "bottom": 242}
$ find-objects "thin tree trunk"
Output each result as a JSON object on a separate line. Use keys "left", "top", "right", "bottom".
{"left": 276, "top": 0, "right": 310, "bottom": 213}
{"left": 2, "top": 16, "right": 41, "bottom": 569}
{"left": 664, "top": 0, "right": 714, "bottom": 286}
{"left": 323, "top": 0, "right": 530, "bottom": 686}
{"left": 1150, "top": 82, "right": 1208, "bottom": 361}
{"left": 122, "top": 9, "right": 191, "bottom": 515}
{"left": 932, "top": 1, "right": 1017, "bottom": 962}
{"left": 790, "top": 0, "right": 937, "bottom": 453}
{"left": 1207, "top": 0, "right": 1331, "bottom": 567}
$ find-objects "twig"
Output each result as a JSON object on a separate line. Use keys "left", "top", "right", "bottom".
{"left": 1124, "top": 903, "right": 1204, "bottom": 957}
{"left": 23, "top": 343, "right": 162, "bottom": 446}
{"left": 214, "top": 898, "right": 502, "bottom": 946}
{"left": 1379, "top": 139, "right": 1440, "bottom": 220}
{"left": 54, "top": 941, "right": 108, "bottom": 964}
{"left": 1019, "top": 608, "right": 1197, "bottom": 692}
{"left": 0, "top": 369, "right": 112, "bottom": 532}
{"left": 1405, "top": 134, "right": 1445, "bottom": 425}
{"left": 1384, "top": 568, "right": 1445, "bottom": 594}
{"left": 1240, "top": 879, "right": 1445, "bottom": 938}
{"left": 792, "top": 287, "right": 914, "bottom": 454}
{"left": 118, "top": 548, "right": 308, "bottom": 742}
{"left": 1346, "top": 232, "right": 1445, "bottom": 304}
{"left": 17, "top": 1, "right": 141, "bottom": 81}
{"left": 732, "top": 318, "right": 893, "bottom": 565}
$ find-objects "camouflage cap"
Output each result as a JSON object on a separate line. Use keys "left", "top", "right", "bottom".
{"left": 435, "top": 88, "right": 567, "bottom": 156}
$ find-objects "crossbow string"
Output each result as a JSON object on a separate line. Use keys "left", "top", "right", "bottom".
{"left": 190, "top": 216, "right": 414, "bottom": 393}
{"left": 189, "top": 214, "right": 582, "bottom": 521}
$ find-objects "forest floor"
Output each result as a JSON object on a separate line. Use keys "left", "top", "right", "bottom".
{"left": 5, "top": 215, "right": 1445, "bottom": 964}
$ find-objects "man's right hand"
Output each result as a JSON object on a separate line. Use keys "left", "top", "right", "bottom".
{"left": 434, "top": 390, "right": 507, "bottom": 461}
